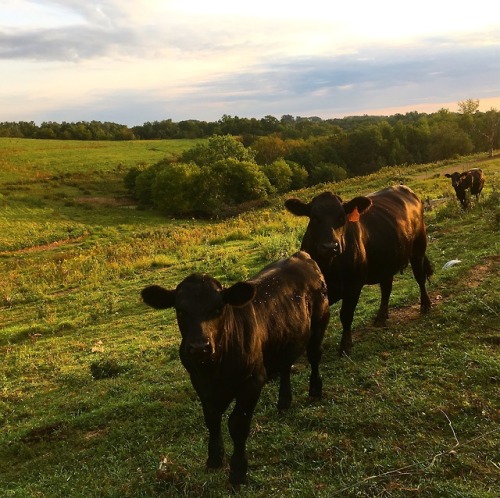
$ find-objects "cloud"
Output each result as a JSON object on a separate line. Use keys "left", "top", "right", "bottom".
{"left": 1, "top": 1, "right": 499, "bottom": 124}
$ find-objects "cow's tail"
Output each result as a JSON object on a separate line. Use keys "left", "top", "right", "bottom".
{"left": 423, "top": 255, "right": 434, "bottom": 282}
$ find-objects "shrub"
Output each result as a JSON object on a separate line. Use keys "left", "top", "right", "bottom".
{"left": 261, "top": 159, "right": 292, "bottom": 193}
{"left": 196, "top": 159, "right": 271, "bottom": 214}
{"left": 310, "top": 162, "right": 347, "bottom": 185}
{"left": 288, "top": 161, "right": 309, "bottom": 190}
{"left": 151, "top": 162, "right": 201, "bottom": 215}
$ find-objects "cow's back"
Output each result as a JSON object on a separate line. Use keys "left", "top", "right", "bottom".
{"left": 246, "top": 251, "right": 328, "bottom": 375}
{"left": 469, "top": 168, "right": 485, "bottom": 195}
{"left": 342, "top": 185, "right": 426, "bottom": 284}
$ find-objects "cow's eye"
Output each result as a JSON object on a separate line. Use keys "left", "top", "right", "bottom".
{"left": 210, "top": 307, "right": 223, "bottom": 318}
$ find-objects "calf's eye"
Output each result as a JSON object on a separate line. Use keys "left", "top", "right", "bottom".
{"left": 208, "top": 307, "right": 224, "bottom": 319}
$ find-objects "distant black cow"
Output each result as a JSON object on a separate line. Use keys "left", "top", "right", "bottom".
{"left": 285, "top": 185, "right": 432, "bottom": 356}
{"left": 141, "top": 251, "right": 330, "bottom": 489}
{"left": 445, "top": 168, "right": 485, "bottom": 209}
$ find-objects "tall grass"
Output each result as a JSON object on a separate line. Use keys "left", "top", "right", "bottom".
{"left": 0, "top": 140, "right": 498, "bottom": 497}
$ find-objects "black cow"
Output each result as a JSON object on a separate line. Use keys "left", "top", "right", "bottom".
{"left": 445, "top": 168, "right": 485, "bottom": 209}
{"left": 141, "top": 251, "right": 330, "bottom": 489}
{"left": 285, "top": 185, "right": 432, "bottom": 356}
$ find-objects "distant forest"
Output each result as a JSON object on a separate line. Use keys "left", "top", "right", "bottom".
{"left": 116, "top": 100, "right": 500, "bottom": 217}
{"left": 1, "top": 102, "right": 498, "bottom": 169}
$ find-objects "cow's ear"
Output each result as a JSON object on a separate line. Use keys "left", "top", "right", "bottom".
{"left": 343, "top": 196, "right": 372, "bottom": 222}
{"left": 285, "top": 198, "right": 311, "bottom": 217}
{"left": 141, "top": 285, "right": 176, "bottom": 309}
{"left": 222, "top": 282, "right": 256, "bottom": 307}
{"left": 444, "top": 173, "right": 452, "bottom": 178}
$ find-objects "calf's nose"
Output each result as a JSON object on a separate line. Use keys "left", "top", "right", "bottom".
{"left": 188, "top": 340, "right": 213, "bottom": 358}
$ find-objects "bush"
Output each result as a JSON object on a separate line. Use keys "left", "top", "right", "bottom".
{"left": 197, "top": 159, "right": 271, "bottom": 214}
{"left": 310, "top": 162, "right": 347, "bottom": 185}
{"left": 288, "top": 161, "right": 309, "bottom": 190}
{"left": 123, "top": 167, "right": 141, "bottom": 195}
{"left": 261, "top": 159, "right": 292, "bottom": 193}
{"left": 134, "top": 162, "right": 169, "bottom": 207}
{"left": 151, "top": 163, "right": 201, "bottom": 215}
{"left": 180, "top": 134, "right": 256, "bottom": 166}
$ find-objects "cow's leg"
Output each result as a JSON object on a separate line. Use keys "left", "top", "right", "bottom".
{"left": 339, "top": 288, "right": 362, "bottom": 356}
{"left": 278, "top": 367, "right": 292, "bottom": 410}
{"left": 410, "top": 255, "right": 431, "bottom": 313}
{"left": 374, "top": 277, "right": 392, "bottom": 326}
{"left": 227, "top": 377, "right": 263, "bottom": 489}
{"left": 201, "top": 402, "right": 225, "bottom": 469}
{"left": 307, "top": 310, "right": 329, "bottom": 398}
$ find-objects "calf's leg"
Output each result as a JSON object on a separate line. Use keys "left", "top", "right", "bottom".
{"left": 201, "top": 403, "right": 225, "bottom": 469}
{"left": 278, "top": 367, "right": 292, "bottom": 410}
{"left": 227, "top": 378, "right": 263, "bottom": 488}
{"left": 307, "top": 310, "right": 328, "bottom": 398}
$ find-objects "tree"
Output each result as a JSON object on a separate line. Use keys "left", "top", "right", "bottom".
{"left": 287, "top": 161, "right": 309, "bottom": 190}
{"left": 151, "top": 163, "right": 201, "bottom": 215}
{"left": 253, "top": 135, "right": 288, "bottom": 165}
{"left": 261, "top": 159, "right": 293, "bottom": 193}
{"left": 197, "top": 159, "right": 271, "bottom": 214}
{"left": 346, "top": 125, "right": 385, "bottom": 175}
{"left": 428, "top": 121, "right": 473, "bottom": 160}
{"left": 181, "top": 135, "right": 256, "bottom": 167}
{"left": 458, "top": 99, "right": 480, "bottom": 114}
{"left": 309, "top": 163, "right": 347, "bottom": 185}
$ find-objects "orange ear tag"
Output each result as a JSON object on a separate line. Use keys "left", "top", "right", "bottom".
{"left": 347, "top": 206, "right": 360, "bottom": 222}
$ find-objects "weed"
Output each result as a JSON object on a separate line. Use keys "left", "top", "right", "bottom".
{"left": 0, "top": 141, "right": 499, "bottom": 497}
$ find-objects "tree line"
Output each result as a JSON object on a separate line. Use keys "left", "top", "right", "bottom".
{"left": 2, "top": 99, "right": 498, "bottom": 217}
{"left": 1, "top": 99, "right": 498, "bottom": 159}
{"left": 123, "top": 100, "right": 499, "bottom": 218}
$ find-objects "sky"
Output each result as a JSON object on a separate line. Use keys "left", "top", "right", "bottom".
{"left": 1, "top": 0, "right": 499, "bottom": 126}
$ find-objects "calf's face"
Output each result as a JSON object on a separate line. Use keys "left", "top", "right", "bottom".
{"left": 445, "top": 172, "right": 469, "bottom": 207}
{"left": 285, "top": 192, "right": 372, "bottom": 269}
{"left": 445, "top": 172, "right": 463, "bottom": 189}
{"left": 141, "top": 275, "right": 255, "bottom": 364}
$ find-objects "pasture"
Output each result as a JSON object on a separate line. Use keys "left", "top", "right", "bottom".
{"left": 1, "top": 138, "right": 499, "bottom": 497}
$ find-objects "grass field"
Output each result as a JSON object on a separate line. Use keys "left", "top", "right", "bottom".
{"left": 0, "top": 138, "right": 499, "bottom": 497}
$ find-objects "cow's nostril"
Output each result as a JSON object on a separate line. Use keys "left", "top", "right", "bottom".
{"left": 188, "top": 341, "right": 213, "bottom": 357}
{"left": 321, "top": 242, "right": 340, "bottom": 255}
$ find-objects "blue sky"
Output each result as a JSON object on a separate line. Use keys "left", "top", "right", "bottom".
{"left": 1, "top": 0, "right": 499, "bottom": 126}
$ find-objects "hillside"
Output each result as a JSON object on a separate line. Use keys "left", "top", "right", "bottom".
{"left": 0, "top": 139, "right": 499, "bottom": 497}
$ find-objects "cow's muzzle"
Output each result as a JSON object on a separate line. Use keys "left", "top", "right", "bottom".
{"left": 187, "top": 340, "right": 213, "bottom": 360}
{"left": 320, "top": 241, "right": 340, "bottom": 257}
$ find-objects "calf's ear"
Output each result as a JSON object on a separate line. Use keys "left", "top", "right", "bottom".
{"left": 141, "top": 285, "right": 176, "bottom": 309}
{"left": 285, "top": 198, "right": 310, "bottom": 217}
{"left": 444, "top": 173, "right": 452, "bottom": 178}
{"left": 343, "top": 196, "right": 372, "bottom": 222}
{"left": 222, "top": 282, "right": 256, "bottom": 307}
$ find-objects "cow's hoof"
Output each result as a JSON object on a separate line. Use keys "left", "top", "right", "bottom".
{"left": 421, "top": 303, "right": 431, "bottom": 314}
{"left": 228, "top": 474, "right": 247, "bottom": 493}
{"left": 339, "top": 348, "right": 351, "bottom": 358}
{"left": 308, "top": 389, "right": 322, "bottom": 400}
{"left": 206, "top": 457, "right": 224, "bottom": 470}
{"left": 227, "top": 482, "right": 241, "bottom": 494}
{"left": 277, "top": 399, "right": 291, "bottom": 411}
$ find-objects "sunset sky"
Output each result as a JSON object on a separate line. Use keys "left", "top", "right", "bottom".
{"left": 1, "top": 0, "right": 499, "bottom": 126}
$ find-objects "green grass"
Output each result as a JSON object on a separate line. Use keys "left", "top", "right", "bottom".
{"left": 0, "top": 139, "right": 499, "bottom": 497}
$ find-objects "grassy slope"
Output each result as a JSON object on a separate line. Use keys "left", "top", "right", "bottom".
{"left": 0, "top": 139, "right": 499, "bottom": 497}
